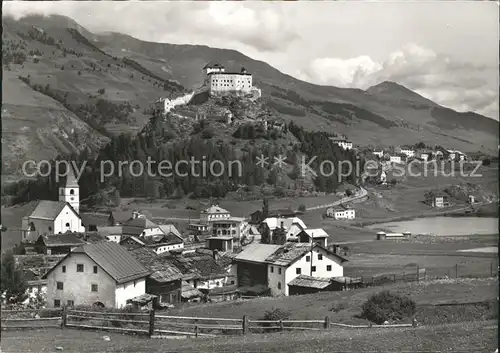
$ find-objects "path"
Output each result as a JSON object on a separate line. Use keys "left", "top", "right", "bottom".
{"left": 306, "top": 187, "right": 368, "bottom": 211}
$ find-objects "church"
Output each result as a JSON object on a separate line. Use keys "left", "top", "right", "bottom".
{"left": 21, "top": 165, "right": 85, "bottom": 243}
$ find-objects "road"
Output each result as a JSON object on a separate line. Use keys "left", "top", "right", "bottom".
{"left": 306, "top": 186, "right": 368, "bottom": 211}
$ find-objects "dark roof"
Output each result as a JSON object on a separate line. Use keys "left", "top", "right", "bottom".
{"left": 166, "top": 252, "right": 227, "bottom": 281}
{"left": 181, "top": 281, "right": 203, "bottom": 299}
{"left": 129, "top": 248, "right": 183, "bottom": 283}
{"left": 43, "top": 242, "right": 150, "bottom": 284}
{"left": 122, "top": 217, "right": 160, "bottom": 236}
{"left": 264, "top": 243, "right": 348, "bottom": 267}
{"left": 208, "top": 72, "right": 252, "bottom": 76}
{"left": 98, "top": 226, "right": 123, "bottom": 237}
{"left": 288, "top": 275, "right": 333, "bottom": 289}
{"left": 64, "top": 165, "right": 79, "bottom": 188}
{"left": 80, "top": 213, "right": 111, "bottom": 227}
{"left": 203, "top": 62, "right": 224, "bottom": 69}
{"left": 28, "top": 201, "right": 78, "bottom": 221}
{"left": 15, "top": 254, "right": 65, "bottom": 278}
{"left": 39, "top": 233, "right": 87, "bottom": 247}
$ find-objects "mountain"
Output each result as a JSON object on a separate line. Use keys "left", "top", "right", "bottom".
{"left": 2, "top": 14, "right": 498, "bottom": 179}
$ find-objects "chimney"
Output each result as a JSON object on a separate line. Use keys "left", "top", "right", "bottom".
{"left": 280, "top": 221, "right": 284, "bottom": 229}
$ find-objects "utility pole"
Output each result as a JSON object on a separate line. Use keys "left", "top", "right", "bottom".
{"left": 310, "top": 232, "right": 314, "bottom": 276}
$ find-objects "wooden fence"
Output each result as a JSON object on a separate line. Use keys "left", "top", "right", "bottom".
{"left": 1, "top": 308, "right": 416, "bottom": 338}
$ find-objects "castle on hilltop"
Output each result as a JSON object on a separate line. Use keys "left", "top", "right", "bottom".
{"left": 203, "top": 62, "right": 255, "bottom": 96}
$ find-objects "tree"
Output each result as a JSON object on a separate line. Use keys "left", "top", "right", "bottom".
{"left": 482, "top": 159, "right": 491, "bottom": 166}
{"left": 390, "top": 179, "right": 397, "bottom": 187}
{"left": 297, "top": 204, "right": 306, "bottom": 212}
{"left": 345, "top": 188, "right": 353, "bottom": 197}
{"left": 261, "top": 225, "right": 271, "bottom": 244}
{"left": 262, "top": 198, "right": 269, "bottom": 219}
{"left": 0, "top": 251, "right": 27, "bottom": 303}
{"left": 361, "top": 291, "right": 416, "bottom": 324}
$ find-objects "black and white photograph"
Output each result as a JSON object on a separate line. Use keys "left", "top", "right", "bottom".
{"left": 0, "top": 1, "right": 498, "bottom": 352}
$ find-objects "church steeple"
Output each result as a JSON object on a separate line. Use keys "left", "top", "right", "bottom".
{"left": 59, "top": 164, "right": 80, "bottom": 214}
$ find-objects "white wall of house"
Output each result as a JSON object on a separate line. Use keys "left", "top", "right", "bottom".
{"left": 283, "top": 248, "right": 344, "bottom": 296}
{"left": 195, "top": 277, "right": 226, "bottom": 290}
{"left": 390, "top": 156, "right": 402, "bottom": 164}
{"left": 267, "top": 264, "right": 286, "bottom": 295}
{"left": 141, "top": 227, "right": 163, "bottom": 237}
{"left": 227, "top": 264, "right": 238, "bottom": 286}
{"left": 209, "top": 74, "right": 252, "bottom": 94}
{"left": 286, "top": 223, "right": 305, "bottom": 240}
{"left": 105, "top": 235, "right": 121, "bottom": 243}
{"left": 154, "top": 243, "right": 184, "bottom": 254}
{"left": 115, "top": 278, "right": 146, "bottom": 309}
{"left": 46, "top": 253, "right": 116, "bottom": 308}
{"left": 334, "top": 209, "right": 355, "bottom": 220}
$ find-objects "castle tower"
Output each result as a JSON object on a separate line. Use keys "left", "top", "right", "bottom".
{"left": 59, "top": 164, "right": 80, "bottom": 214}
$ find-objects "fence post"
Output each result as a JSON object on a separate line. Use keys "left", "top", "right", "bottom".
{"left": 242, "top": 315, "right": 248, "bottom": 335}
{"left": 195, "top": 325, "right": 199, "bottom": 338}
{"left": 393, "top": 274, "right": 396, "bottom": 283}
{"left": 491, "top": 262, "right": 494, "bottom": 277}
{"left": 324, "top": 316, "right": 330, "bottom": 329}
{"left": 61, "top": 306, "right": 67, "bottom": 329}
{"left": 279, "top": 320, "right": 284, "bottom": 332}
{"left": 416, "top": 265, "right": 419, "bottom": 283}
{"left": 148, "top": 309, "right": 155, "bottom": 337}
{"left": 455, "top": 264, "right": 458, "bottom": 279}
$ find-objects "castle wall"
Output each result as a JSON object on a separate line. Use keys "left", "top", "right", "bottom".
{"left": 209, "top": 73, "right": 252, "bottom": 95}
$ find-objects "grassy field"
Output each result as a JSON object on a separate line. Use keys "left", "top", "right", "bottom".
{"left": 166, "top": 278, "right": 498, "bottom": 323}
{"left": 1, "top": 320, "right": 497, "bottom": 352}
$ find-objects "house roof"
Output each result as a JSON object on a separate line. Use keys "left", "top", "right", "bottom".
{"left": 28, "top": 201, "right": 78, "bottom": 221}
{"left": 234, "top": 243, "right": 282, "bottom": 264}
{"left": 122, "top": 217, "right": 161, "bottom": 236}
{"left": 208, "top": 71, "right": 252, "bottom": 76}
{"left": 262, "top": 217, "right": 307, "bottom": 231}
{"left": 38, "top": 233, "right": 87, "bottom": 247}
{"left": 201, "top": 205, "right": 230, "bottom": 215}
{"left": 203, "top": 62, "right": 224, "bottom": 69}
{"left": 80, "top": 213, "right": 111, "bottom": 227}
{"left": 288, "top": 275, "right": 333, "bottom": 289}
{"left": 212, "top": 217, "right": 245, "bottom": 224}
{"left": 158, "top": 224, "right": 182, "bottom": 238}
{"left": 44, "top": 242, "right": 150, "bottom": 284}
{"left": 303, "top": 228, "right": 329, "bottom": 239}
{"left": 265, "top": 242, "right": 348, "bottom": 267}
{"left": 166, "top": 252, "right": 227, "bottom": 281}
{"left": 181, "top": 281, "right": 203, "bottom": 299}
{"left": 129, "top": 247, "right": 183, "bottom": 283}
{"left": 98, "top": 226, "right": 123, "bottom": 237}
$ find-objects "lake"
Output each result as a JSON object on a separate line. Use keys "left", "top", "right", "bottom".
{"left": 366, "top": 216, "right": 498, "bottom": 236}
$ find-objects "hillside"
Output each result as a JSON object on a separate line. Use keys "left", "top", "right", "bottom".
{"left": 2, "top": 14, "right": 499, "bottom": 181}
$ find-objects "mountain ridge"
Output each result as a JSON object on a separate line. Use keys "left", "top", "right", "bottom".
{"left": 2, "top": 13, "right": 498, "bottom": 180}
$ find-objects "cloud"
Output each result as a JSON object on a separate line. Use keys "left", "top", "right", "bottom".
{"left": 2, "top": 2, "right": 299, "bottom": 53}
{"left": 301, "top": 43, "right": 499, "bottom": 120}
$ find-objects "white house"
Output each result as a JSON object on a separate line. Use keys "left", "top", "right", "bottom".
{"left": 326, "top": 206, "right": 356, "bottom": 220}
{"left": 330, "top": 138, "right": 353, "bottom": 150}
{"left": 122, "top": 212, "right": 163, "bottom": 237}
{"left": 389, "top": 155, "right": 402, "bottom": 164}
{"left": 419, "top": 152, "right": 430, "bottom": 162}
{"left": 297, "top": 228, "right": 329, "bottom": 248}
{"left": 373, "top": 150, "right": 384, "bottom": 158}
{"left": 200, "top": 205, "right": 231, "bottom": 222}
{"left": 43, "top": 242, "right": 150, "bottom": 309}
{"left": 233, "top": 243, "right": 347, "bottom": 296}
{"left": 399, "top": 147, "right": 415, "bottom": 158}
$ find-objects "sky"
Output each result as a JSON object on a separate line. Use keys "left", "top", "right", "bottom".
{"left": 3, "top": 1, "right": 499, "bottom": 120}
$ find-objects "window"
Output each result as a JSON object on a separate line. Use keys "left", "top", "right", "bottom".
{"left": 277, "top": 282, "right": 281, "bottom": 290}
{"left": 231, "top": 280, "right": 235, "bottom": 285}
{"left": 70, "top": 189, "right": 75, "bottom": 195}
{"left": 318, "top": 254, "right": 323, "bottom": 260}
{"left": 93, "top": 266, "right": 98, "bottom": 274}
{"left": 312, "top": 266, "right": 316, "bottom": 272}
{"left": 62, "top": 266, "right": 66, "bottom": 273}
{"left": 306, "top": 256, "right": 311, "bottom": 262}
{"left": 48, "top": 226, "right": 52, "bottom": 232}
{"left": 67, "top": 300, "right": 74, "bottom": 307}
{"left": 56, "top": 282, "right": 64, "bottom": 290}
{"left": 270, "top": 266, "right": 274, "bottom": 273}
{"left": 278, "top": 268, "right": 282, "bottom": 275}
{"left": 54, "top": 300, "right": 61, "bottom": 307}
{"left": 296, "top": 268, "right": 301, "bottom": 275}
{"left": 77, "top": 264, "right": 84, "bottom": 272}
{"left": 91, "top": 284, "right": 98, "bottom": 292}
{"left": 327, "top": 265, "right": 332, "bottom": 271}
{"left": 65, "top": 223, "right": 70, "bottom": 227}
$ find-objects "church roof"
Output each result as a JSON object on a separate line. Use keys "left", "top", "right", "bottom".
{"left": 64, "top": 164, "right": 79, "bottom": 188}
{"left": 29, "top": 200, "right": 77, "bottom": 221}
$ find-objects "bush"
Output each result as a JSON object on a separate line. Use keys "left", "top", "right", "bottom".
{"left": 260, "top": 308, "right": 291, "bottom": 331}
{"left": 482, "top": 159, "right": 491, "bottom": 166}
{"left": 360, "top": 291, "right": 416, "bottom": 324}
{"left": 297, "top": 204, "right": 306, "bottom": 212}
